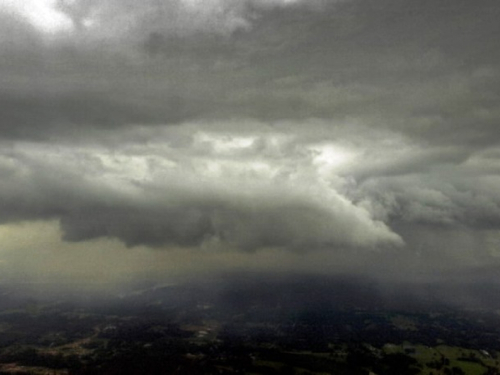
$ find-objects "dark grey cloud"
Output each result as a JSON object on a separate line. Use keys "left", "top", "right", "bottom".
{"left": 0, "top": 0, "right": 499, "bottom": 274}
{"left": 0, "top": 91, "right": 202, "bottom": 140}
{"left": 1, "top": 0, "right": 498, "bottom": 145}
{"left": 353, "top": 165, "right": 500, "bottom": 230}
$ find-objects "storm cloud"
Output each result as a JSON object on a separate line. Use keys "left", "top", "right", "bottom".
{"left": 0, "top": 123, "right": 403, "bottom": 250}
{"left": 0, "top": 0, "right": 500, "bottom": 282}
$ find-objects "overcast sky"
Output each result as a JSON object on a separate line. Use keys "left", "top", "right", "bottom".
{"left": 0, "top": 0, "right": 499, "bottom": 285}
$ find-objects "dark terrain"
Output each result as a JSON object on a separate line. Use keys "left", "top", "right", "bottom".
{"left": 0, "top": 273, "right": 499, "bottom": 375}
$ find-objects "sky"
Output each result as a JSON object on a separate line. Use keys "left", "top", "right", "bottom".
{"left": 0, "top": 0, "right": 499, "bottom": 286}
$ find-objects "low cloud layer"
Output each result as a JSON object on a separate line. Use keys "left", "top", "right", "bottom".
{"left": 2, "top": 119, "right": 500, "bottom": 256}
{"left": 0, "top": 123, "right": 403, "bottom": 250}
